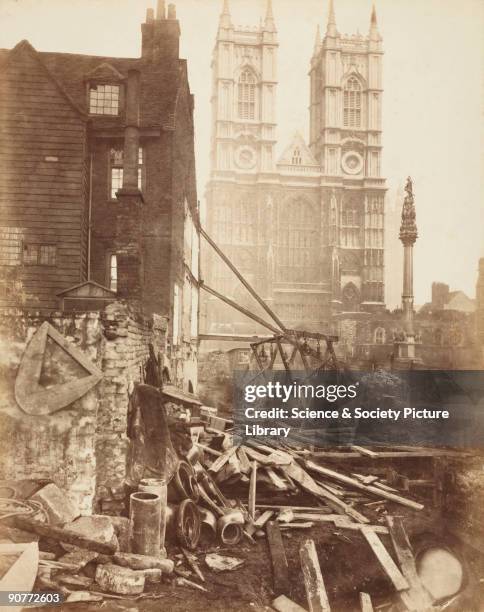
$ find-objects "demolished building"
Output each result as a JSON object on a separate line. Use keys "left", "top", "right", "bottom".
{"left": 0, "top": 2, "right": 200, "bottom": 508}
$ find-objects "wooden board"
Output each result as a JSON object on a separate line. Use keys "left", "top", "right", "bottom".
{"left": 208, "top": 446, "right": 237, "bottom": 474}
{"left": 266, "top": 467, "right": 290, "bottom": 491}
{"left": 359, "top": 592, "right": 374, "bottom": 612}
{"left": 386, "top": 516, "right": 434, "bottom": 611}
{"left": 249, "top": 461, "right": 257, "bottom": 518}
{"left": 237, "top": 446, "right": 251, "bottom": 473}
{"left": 305, "top": 461, "right": 423, "bottom": 511}
{"left": 351, "top": 446, "right": 379, "bottom": 458}
{"left": 266, "top": 521, "right": 289, "bottom": 596}
{"left": 281, "top": 460, "right": 369, "bottom": 524}
{"left": 299, "top": 539, "right": 331, "bottom": 612}
{"left": 360, "top": 527, "right": 409, "bottom": 592}
{"left": 287, "top": 514, "right": 388, "bottom": 535}
{"left": 0, "top": 542, "right": 39, "bottom": 595}
{"left": 272, "top": 594, "right": 308, "bottom": 612}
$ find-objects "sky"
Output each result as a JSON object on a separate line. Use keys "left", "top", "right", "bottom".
{"left": 0, "top": 0, "right": 482, "bottom": 307}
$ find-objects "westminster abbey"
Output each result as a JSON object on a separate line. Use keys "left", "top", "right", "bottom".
{"left": 203, "top": 0, "right": 386, "bottom": 337}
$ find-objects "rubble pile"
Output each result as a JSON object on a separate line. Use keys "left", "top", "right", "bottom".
{"left": 0, "top": 401, "right": 472, "bottom": 610}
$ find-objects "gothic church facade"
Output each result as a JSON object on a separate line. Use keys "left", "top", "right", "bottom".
{"left": 204, "top": 0, "right": 386, "bottom": 337}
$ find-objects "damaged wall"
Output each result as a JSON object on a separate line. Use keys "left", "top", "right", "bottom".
{"left": 0, "top": 301, "right": 167, "bottom": 515}
{"left": 96, "top": 303, "right": 167, "bottom": 503}
{"left": 444, "top": 455, "right": 484, "bottom": 553}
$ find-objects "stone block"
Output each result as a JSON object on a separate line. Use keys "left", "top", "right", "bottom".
{"left": 136, "top": 568, "right": 162, "bottom": 584}
{"left": 30, "top": 483, "right": 79, "bottom": 526}
{"left": 112, "top": 553, "right": 174, "bottom": 573}
{"left": 107, "top": 516, "right": 130, "bottom": 552}
{"left": 95, "top": 563, "right": 145, "bottom": 595}
{"left": 58, "top": 549, "right": 98, "bottom": 571}
{"left": 62, "top": 515, "right": 117, "bottom": 552}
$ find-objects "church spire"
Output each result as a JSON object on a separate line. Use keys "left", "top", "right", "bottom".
{"left": 369, "top": 4, "right": 381, "bottom": 41}
{"left": 264, "top": 0, "right": 277, "bottom": 32}
{"left": 313, "top": 24, "right": 322, "bottom": 57}
{"left": 326, "top": 0, "right": 338, "bottom": 37}
{"left": 219, "top": 0, "right": 232, "bottom": 29}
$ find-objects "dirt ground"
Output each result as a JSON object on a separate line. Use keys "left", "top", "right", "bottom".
{"left": 43, "top": 499, "right": 484, "bottom": 612}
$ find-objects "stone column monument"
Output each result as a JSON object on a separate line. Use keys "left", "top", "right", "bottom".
{"left": 395, "top": 177, "right": 422, "bottom": 366}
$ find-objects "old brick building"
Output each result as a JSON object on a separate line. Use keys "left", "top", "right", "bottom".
{"left": 0, "top": 2, "right": 199, "bottom": 387}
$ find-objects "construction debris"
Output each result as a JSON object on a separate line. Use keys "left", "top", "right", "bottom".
{"left": 266, "top": 521, "right": 289, "bottom": 595}
{"left": 30, "top": 483, "right": 79, "bottom": 526}
{"left": 0, "top": 400, "right": 469, "bottom": 611}
{"left": 299, "top": 539, "right": 331, "bottom": 612}
{"left": 95, "top": 563, "right": 145, "bottom": 595}
{"left": 204, "top": 553, "right": 244, "bottom": 572}
{"left": 359, "top": 592, "right": 374, "bottom": 611}
{"left": 272, "top": 594, "right": 309, "bottom": 612}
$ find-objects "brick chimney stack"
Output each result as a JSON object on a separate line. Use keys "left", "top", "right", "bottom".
{"left": 115, "top": 69, "right": 144, "bottom": 307}
{"left": 142, "top": 2, "right": 180, "bottom": 61}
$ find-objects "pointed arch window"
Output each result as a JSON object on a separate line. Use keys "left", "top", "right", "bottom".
{"left": 374, "top": 327, "right": 386, "bottom": 345}
{"left": 275, "top": 198, "right": 318, "bottom": 283}
{"left": 238, "top": 69, "right": 256, "bottom": 120}
{"left": 343, "top": 77, "right": 362, "bottom": 128}
{"left": 292, "top": 147, "right": 302, "bottom": 165}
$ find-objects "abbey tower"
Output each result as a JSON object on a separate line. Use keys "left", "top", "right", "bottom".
{"left": 203, "top": 0, "right": 386, "bottom": 339}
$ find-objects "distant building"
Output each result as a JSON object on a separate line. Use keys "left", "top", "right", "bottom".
{"left": 0, "top": 2, "right": 200, "bottom": 388}
{"left": 419, "top": 282, "right": 475, "bottom": 315}
{"left": 203, "top": 0, "right": 386, "bottom": 339}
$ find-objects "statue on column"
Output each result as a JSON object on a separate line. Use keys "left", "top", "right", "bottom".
{"left": 399, "top": 176, "right": 418, "bottom": 245}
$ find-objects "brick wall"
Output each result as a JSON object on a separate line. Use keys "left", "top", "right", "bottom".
{"left": 0, "top": 302, "right": 167, "bottom": 514}
{"left": 96, "top": 303, "right": 167, "bottom": 503}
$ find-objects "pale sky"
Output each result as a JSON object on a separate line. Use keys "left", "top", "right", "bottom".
{"left": 0, "top": 0, "right": 482, "bottom": 307}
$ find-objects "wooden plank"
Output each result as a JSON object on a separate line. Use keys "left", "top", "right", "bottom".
{"left": 266, "top": 467, "right": 290, "bottom": 491}
{"left": 386, "top": 516, "right": 434, "bottom": 611}
{"left": 272, "top": 594, "right": 308, "bottom": 612}
{"left": 253, "top": 510, "right": 274, "bottom": 528}
{"left": 305, "top": 461, "right": 424, "bottom": 511}
{"left": 281, "top": 460, "right": 370, "bottom": 524}
{"left": 256, "top": 505, "right": 332, "bottom": 513}
{"left": 360, "top": 527, "right": 409, "bottom": 592}
{"left": 200, "top": 226, "right": 287, "bottom": 332}
{"left": 266, "top": 521, "right": 289, "bottom": 596}
{"left": 351, "top": 446, "right": 379, "bottom": 458}
{"left": 246, "top": 509, "right": 275, "bottom": 537}
{"left": 299, "top": 539, "right": 331, "bottom": 612}
{"left": 208, "top": 446, "right": 237, "bottom": 474}
{"left": 359, "top": 592, "right": 374, "bottom": 612}
{"left": 308, "top": 449, "right": 465, "bottom": 459}
{"left": 249, "top": 460, "right": 257, "bottom": 518}
{"left": 286, "top": 514, "right": 389, "bottom": 534}
{"left": 197, "top": 443, "right": 222, "bottom": 457}
{"left": 237, "top": 446, "right": 251, "bottom": 473}
{"left": 0, "top": 542, "right": 39, "bottom": 593}
{"left": 242, "top": 445, "right": 273, "bottom": 465}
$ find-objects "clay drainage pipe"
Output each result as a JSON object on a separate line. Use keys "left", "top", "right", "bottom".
{"left": 129, "top": 492, "right": 161, "bottom": 556}
{"left": 218, "top": 510, "right": 244, "bottom": 545}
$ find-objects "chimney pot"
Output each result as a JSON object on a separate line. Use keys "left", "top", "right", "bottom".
{"left": 167, "top": 3, "right": 176, "bottom": 19}
{"left": 146, "top": 7, "right": 154, "bottom": 22}
{"left": 156, "top": 0, "right": 166, "bottom": 20}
